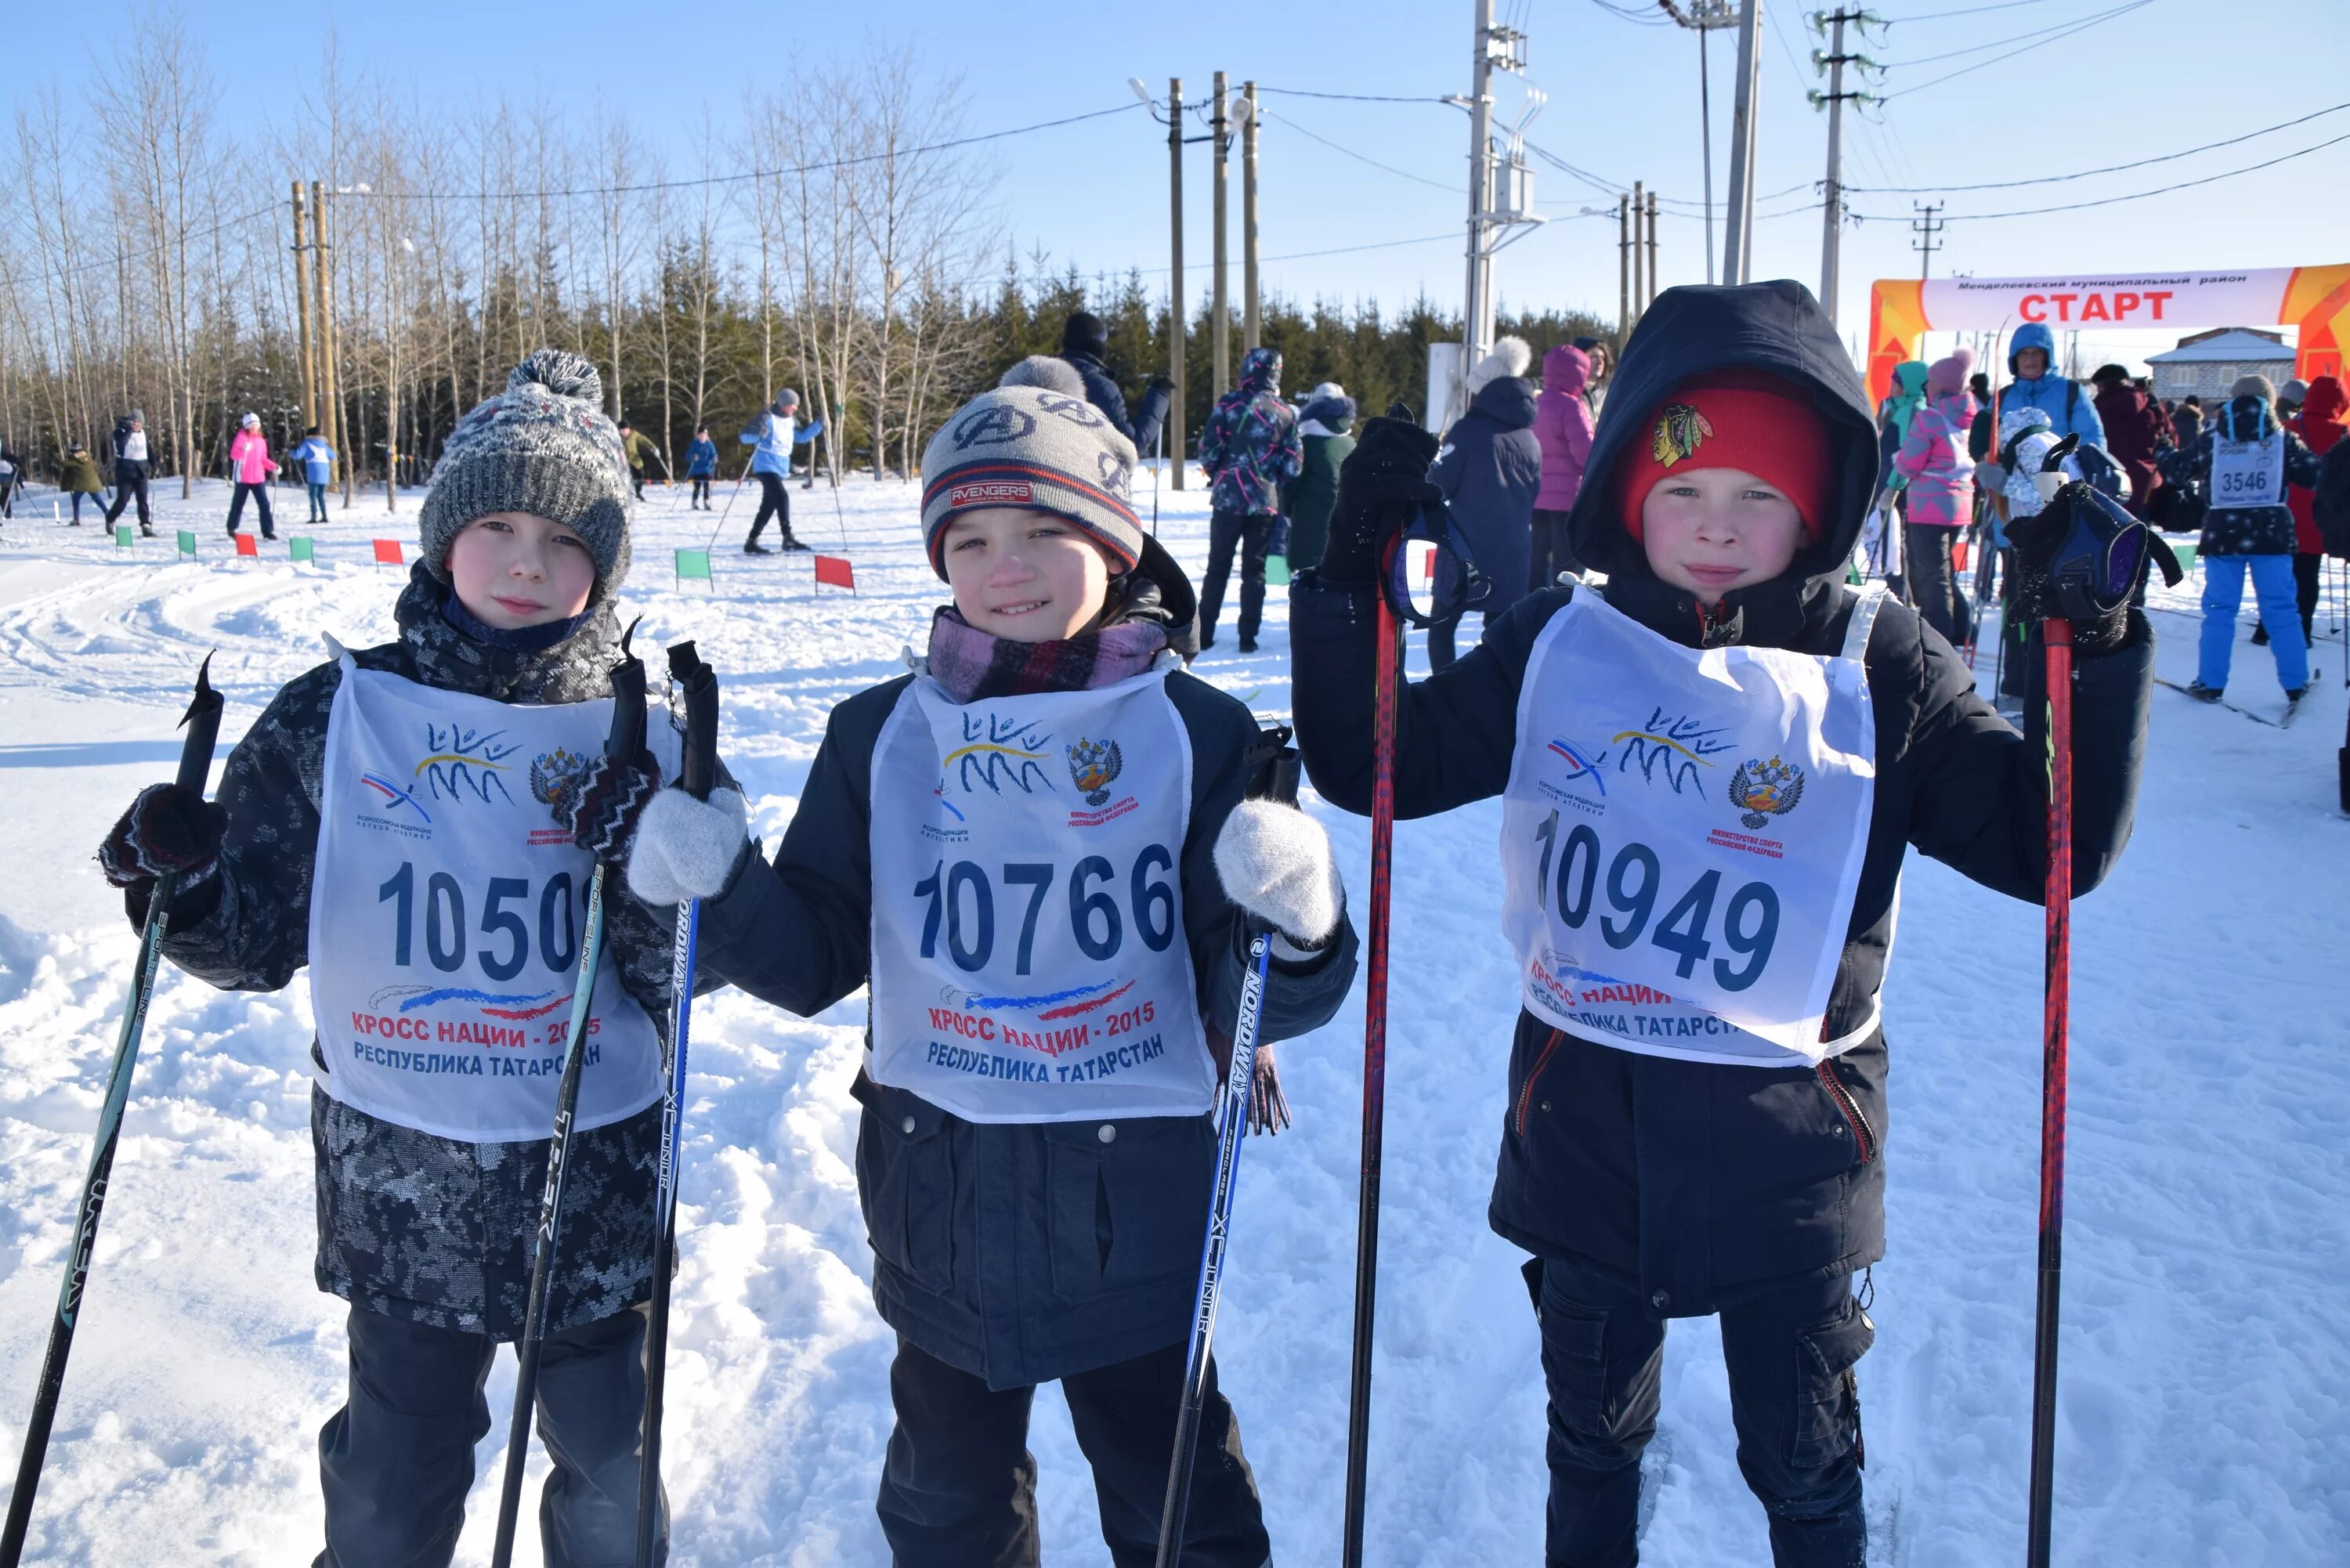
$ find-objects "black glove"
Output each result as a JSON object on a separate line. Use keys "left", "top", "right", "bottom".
{"left": 1147, "top": 373, "right": 1176, "bottom": 395}
{"left": 99, "top": 783, "right": 227, "bottom": 890}
{"left": 2006, "top": 481, "right": 2178, "bottom": 657}
{"left": 1319, "top": 416, "right": 1441, "bottom": 586}
{"left": 558, "top": 747, "right": 660, "bottom": 863}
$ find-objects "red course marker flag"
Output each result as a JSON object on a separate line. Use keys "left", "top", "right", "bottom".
{"left": 373, "top": 539, "right": 404, "bottom": 566}
{"left": 233, "top": 533, "right": 259, "bottom": 558}
{"left": 814, "top": 555, "right": 855, "bottom": 592}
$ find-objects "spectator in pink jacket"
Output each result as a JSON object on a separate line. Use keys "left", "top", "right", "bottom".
{"left": 226, "top": 411, "right": 279, "bottom": 540}
{"left": 1882, "top": 348, "right": 1977, "bottom": 645}
{"left": 1529, "top": 341, "right": 1596, "bottom": 587}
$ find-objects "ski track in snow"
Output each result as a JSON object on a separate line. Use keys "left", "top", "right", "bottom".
{"left": 0, "top": 478, "right": 2345, "bottom": 1564}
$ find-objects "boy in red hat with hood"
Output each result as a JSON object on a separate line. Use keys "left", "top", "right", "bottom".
{"left": 1288, "top": 280, "right": 2155, "bottom": 1567}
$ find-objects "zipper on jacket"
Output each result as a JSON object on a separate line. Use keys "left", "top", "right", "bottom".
{"left": 1516, "top": 1028, "right": 1567, "bottom": 1137}
{"left": 1816, "top": 1059, "right": 1876, "bottom": 1163}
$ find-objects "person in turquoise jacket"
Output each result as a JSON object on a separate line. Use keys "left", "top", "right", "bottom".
{"left": 684, "top": 426, "right": 718, "bottom": 510}
{"left": 736, "top": 390, "right": 825, "bottom": 552}
{"left": 287, "top": 426, "right": 336, "bottom": 523}
{"left": 1999, "top": 321, "right": 2105, "bottom": 450}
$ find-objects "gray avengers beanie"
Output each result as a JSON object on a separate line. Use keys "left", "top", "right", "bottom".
{"left": 918, "top": 356, "right": 1141, "bottom": 579}
{"left": 419, "top": 349, "right": 633, "bottom": 602}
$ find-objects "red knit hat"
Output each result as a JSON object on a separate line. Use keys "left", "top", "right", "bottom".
{"left": 1613, "top": 367, "right": 1835, "bottom": 543}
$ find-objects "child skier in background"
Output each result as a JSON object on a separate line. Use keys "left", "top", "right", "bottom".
{"left": 1290, "top": 280, "right": 2155, "bottom": 1568}
{"left": 59, "top": 441, "right": 104, "bottom": 524}
{"left": 624, "top": 355, "right": 1360, "bottom": 1566}
{"left": 225, "top": 411, "right": 279, "bottom": 540}
{"left": 93, "top": 351, "right": 730, "bottom": 1566}
{"left": 684, "top": 425, "right": 718, "bottom": 509}
{"left": 287, "top": 425, "right": 337, "bottom": 523}
{"left": 737, "top": 390, "right": 824, "bottom": 552}
{"left": 1879, "top": 348, "right": 1977, "bottom": 646}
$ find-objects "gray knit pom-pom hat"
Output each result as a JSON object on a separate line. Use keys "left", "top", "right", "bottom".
{"left": 420, "top": 349, "right": 633, "bottom": 602}
{"left": 917, "top": 356, "right": 1140, "bottom": 578}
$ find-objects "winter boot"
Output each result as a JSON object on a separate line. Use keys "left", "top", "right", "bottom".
{"left": 2183, "top": 680, "right": 2225, "bottom": 703}
{"left": 782, "top": 533, "right": 812, "bottom": 552}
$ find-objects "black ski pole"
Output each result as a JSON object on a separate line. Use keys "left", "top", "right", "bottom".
{"left": 635, "top": 641, "right": 720, "bottom": 1568}
{"left": 2, "top": 656, "right": 223, "bottom": 1566}
{"left": 1151, "top": 426, "right": 1162, "bottom": 537}
{"left": 489, "top": 638, "right": 649, "bottom": 1568}
{"left": 1154, "top": 736, "right": 1299, "bottom": 1568}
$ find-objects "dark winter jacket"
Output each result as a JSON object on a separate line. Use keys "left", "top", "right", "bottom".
{"left": 141, "top": 565, "right": 691, "bottom": 1340}
{"left": 58, "top": 449, "right": 103, "bottom": 494}
{"left": 1061, "top": 349, "right": 1173, "bottom": 456}
{"left": 685, "top": 436, "right": 718, "bottom": 477}
{"left": 2171, "top": 402, "right": 2204, "bottom": 453}
{"left": 694, "top": 554, "right": 1358, "bottom": 1389}
{"left": 110, "top": 417, "right": 148, "bottom": 477}
{"left": 1282, "top": 396, "right": 1356, "bottom": 573}
{"left": 2175, "top": 396, "right": 2322, "bottom": 555}
{"left": 2092, "top": 380, "right": 2167, "bottom": 512}
{"left": 1430, "top": 373, "right": 1542, "bottom": 619}
{"left": 1197, "top": 346, "right": 1302, "bottom": 518}
{"left": 2316, "top": 437, "right": 2350, "bottom": 558}
{"left": 1290, "top": 280, "right": 2153, "bottom": 1320}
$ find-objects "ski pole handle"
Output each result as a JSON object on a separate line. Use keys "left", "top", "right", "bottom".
{"left": 175, "top": 654, "right": 224, "bottom": 795}
{"left": 606, "top": 627, "right": 649, "bottom": 764}
{"left": 667, "top": 641, "right": 720, "bottom": 803}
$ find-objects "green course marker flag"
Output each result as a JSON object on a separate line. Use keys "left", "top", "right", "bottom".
{"left": 115, "top": 525, "right": 135, "bottom": 547}
{"left": 177, "top": 529, "right": 197, "bottom": 558}
{"left": 674, "top": 547, "right": 713, "bottom": 587}
{"left": 1264, "top": 553, "right": 1292, "bottom": 587}
{"left": 289, "top": 536, "right": 316, "bottom": 563}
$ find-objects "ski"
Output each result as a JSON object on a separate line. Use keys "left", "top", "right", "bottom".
{"left": 489, "top": 639, "right": 649, "bottom": 1568}
{"left": 636, "top": 641, "right": 721, "bottom": 1568}
{"left": 2153, "top": 677, "right": 2288, "bottom": 728}
{"left": 2, "top": 656, "right": 224, "bottom": 1567}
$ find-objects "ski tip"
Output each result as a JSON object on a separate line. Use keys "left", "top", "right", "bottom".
{"left": 620, "top": 615, "right": 643, "bottom": 656}
{"left": 183, "top": 651, "right": 219, "bottom": 727}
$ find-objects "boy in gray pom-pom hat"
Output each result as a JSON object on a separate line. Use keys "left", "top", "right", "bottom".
{"left": 90, "top": 348, "right": 737, "bottom": 1565}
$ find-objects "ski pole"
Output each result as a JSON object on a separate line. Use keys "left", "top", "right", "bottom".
{"left": 1151, "top": 426, "right": 1162, "bottom": 537}
{"left": 2025, "top": 616, "right": 2073, "bottom": 1568}
{"left": 1155, "top": 737, "right": 1299, "bottom": 1568}
{"left": 1340, "top": 539, "right": 1403, "bottom": 1568}
{"left": 701, "top": 470, "right": 749, "bottom": 552}
{"left": 2, "top": 655, "right": 223, "bottom": 1567}
{"left": 489, "top": 640, "right": 649, "bottom": 1568}
{"left": 830, "top": 406, "right": 849, "bottom": 551}
{"left": 635, "top": 641, "right": 720, "bottom": 1568}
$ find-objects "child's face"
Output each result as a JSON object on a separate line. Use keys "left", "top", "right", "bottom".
{"left": 940, "top": 508, "right": 1114, "bottom": 643}
{"left": 446, "top": 511, "right": 598, "bottom": 628}
{"left": 2016, "top": 348, "right": 2048, "bottom": 378}
{"left": 1639, "top": 468, "right": 1806, "bottom": 604}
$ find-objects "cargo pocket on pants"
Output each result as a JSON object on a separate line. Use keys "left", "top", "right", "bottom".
{"left": 1788, "top": 1295, "right": 1875, "bottom": 1472}
{"left": 1535, "top": 1264, "right": 1618, "bottom": 1431}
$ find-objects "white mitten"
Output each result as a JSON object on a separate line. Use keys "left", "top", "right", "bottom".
{"left": 1213, "top": 799, "right": 1343, "bottom": 956}
{"left": 625, "top": 786, "right": 750, "bottom": 906}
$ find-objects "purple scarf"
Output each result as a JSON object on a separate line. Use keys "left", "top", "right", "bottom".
{"left": 924, "top": 607, "right": 1169, "bottom": 702}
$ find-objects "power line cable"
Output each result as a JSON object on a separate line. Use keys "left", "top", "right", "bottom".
{"left": 1260, "top": 109, "right": 1459, "bottom": 192}
{"left": 1843, "top": 100, "right": 2350, "bottom": 191}
{"left": 1876, "top": 0, "right": 2153, "bottom": 67}
{"left": 1882, "top": 0, "right": 2153, "bottom": 99}
{"left": 1882, "top": 0, "right": 2084, "bottom": 21}
{"left": 1849, "top": 128, "right": 2350, "bottom": 220}
{"left": 1584, "top": 0, "right": 1678, "bottom": 23}
{"left": 1256, "top": 86, "right": 1455, "bottom": 103}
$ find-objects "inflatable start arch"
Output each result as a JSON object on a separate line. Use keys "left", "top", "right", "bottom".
{"left": 1865, "top": 266, "right": 2350, "bottom": 398}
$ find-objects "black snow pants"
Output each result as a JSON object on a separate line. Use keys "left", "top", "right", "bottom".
{"left": 227, "top": 481, "right": 276, "bottom": 537}
{"left": 876, "top": 1335, "right": 1270, "bottom": 1568}
{"left": 104, "top": 466, "right": 150, "bottom": 529}
{"left": 314, "top": 1302, "right": 665, "bottom": 1568}
{"left": 1199, "top": 509, "right": 1274, "bottom": 648}
{"left": 1528, "top": 505, "right": 1582, "bottom": 591}
{"left": 746, "top": 471, "right": 801, "bottom": 548}
{"left": 1530, "top": 1258, "right": 1870, "bottom": 1568}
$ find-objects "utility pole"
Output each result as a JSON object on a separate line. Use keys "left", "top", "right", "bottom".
{"left": 1618, "top": 195, "right": 1632, "bottom": 334}
{"left": 1459, "top": 3, "right": 1535, "bottom": 374}
{"left": 1630, "top": 181, "right": 1646, "bottom": 320}
{"left": 1809, "top": 8, "right": 1882, "bottom": 327}
{"left": 1242, "top": 82, "right": 1262, "bottom": 352}
{"left": 1212, "top": 71, "right": 1230, "bottom": 402}
{"left": 290, "top": 182, "right": 317, "bottom": 430}
{"left": 1912, "top": 201, "right": 1945, "bottom": 280}
{"left": 1647, "top": 190, "right": 1660, "bottom": 309}
{"left": 1167, "top": 78, "right": 1186, "bottom": 490}
{"left": 1660, "top": 1, "right": 1740, "bottom": 284}
{"left": 1722, "top": 0, "right": 1763, "bottom": 283}
{"left": 313, "top": 181, "right": 347, "bottom": 509}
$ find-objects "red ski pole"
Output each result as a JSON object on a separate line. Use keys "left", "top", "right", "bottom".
{"left": 1340, "top": 539, "right": 1402, "bottom": 1568}
{"left": 2025, "top": 616, "right": 2073, "bottom": 1568}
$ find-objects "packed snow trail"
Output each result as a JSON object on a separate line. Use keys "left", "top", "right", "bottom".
{"left": 0, "top": 479, "right": 2344, "bottom": 1565}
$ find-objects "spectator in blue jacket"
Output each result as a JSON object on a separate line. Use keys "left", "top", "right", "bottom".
{"left": 1195, "top": 345, "right": 1303, "bottom": 652}
{"left": 2000, "top": 322, "right": 2105, "bottom": 450}
{"left": 737, "top": 391, "right": 824, "bottom": 552}
{"left": 1058, "top": 311, "right": 1173, "bottom": 454}
{"left": 287, "top": 426, "right": 336, "bottom": 523}
{"left": 1428, "top": 335, "right": 1542, "bottom": 670}
{"left": 684, "top": 426, "right": 718, "bottom": 510}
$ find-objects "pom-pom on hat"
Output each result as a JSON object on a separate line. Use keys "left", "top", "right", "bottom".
{"left": 418, "top": 348, "right": 633, "bottom": 603}
{"left": 1926, "top": 347, "right": 1974, "bottom": 398}
{"left": 919, "top": 358, "right": 1142, "bottom": 580}
{"left": 1612, "top": 367, "right": 1835, "bottom": 544}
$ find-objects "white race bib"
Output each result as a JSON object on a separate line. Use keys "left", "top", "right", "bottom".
{"left": 1499, "top": 588, "right": 1882, "bottom": 1065}
{"left": 308, "top": 657, "right": 664, "bottom": 1140}
{"left": 867, "top": 667, "right": 1214, "bottom": 1122}
{"left": 2209, "top": 432, "right": 2284, "bottom": 509}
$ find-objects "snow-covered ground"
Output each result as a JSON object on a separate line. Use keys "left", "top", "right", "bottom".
{"left": 0, "top": 474, "right": 2344, "bottom": 1566}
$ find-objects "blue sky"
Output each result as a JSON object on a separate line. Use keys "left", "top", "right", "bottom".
{"left": 13, "top": 0, "right": 2349, "bottom": 370}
